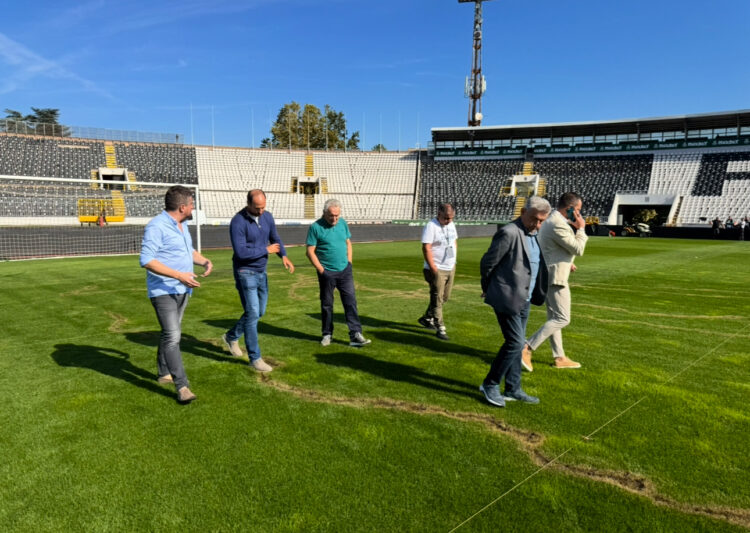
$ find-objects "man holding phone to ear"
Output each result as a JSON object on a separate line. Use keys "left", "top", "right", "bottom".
{"left": 523, "top": 192, "right": 588, "bottom": 370}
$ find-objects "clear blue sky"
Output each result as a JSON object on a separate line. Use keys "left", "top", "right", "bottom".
{"left": 1, "top": 0, "right": 748, "bottom": 150}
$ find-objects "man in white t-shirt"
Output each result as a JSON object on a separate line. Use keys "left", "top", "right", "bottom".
{"left": 418, "top": 203, "right": 458, "bottom": 340}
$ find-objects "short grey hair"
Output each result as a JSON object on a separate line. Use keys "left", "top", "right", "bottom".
{"left": 526, "top": 196, "right": 551, "bottom": 214}
{"left": 323, "top": 198, "right": 342, "bottom": 214}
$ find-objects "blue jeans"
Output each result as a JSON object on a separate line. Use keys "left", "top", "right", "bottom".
{"left": 484, "top": 301, "right": 530, "bottom": 394}
{"left": 226, "top": 269, "right": 268, "bottom": 361}
{"left": 317, "top": 262, "right": 362, "bottom": 339}
{"left": 150, "top": 293, "right": 190, "bottom": 391}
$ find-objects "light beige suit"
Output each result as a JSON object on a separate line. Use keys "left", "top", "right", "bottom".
{"left": 526, "top": 209, "right": 588, "bottom": 359}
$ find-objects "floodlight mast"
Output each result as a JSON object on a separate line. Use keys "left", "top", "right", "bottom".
{"left": 459, "top": 0, "right": 492, "bottom": 128}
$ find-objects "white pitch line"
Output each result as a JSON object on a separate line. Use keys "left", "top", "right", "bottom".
{"left": 449, "top": 322, "right": 750, "bottom": 532}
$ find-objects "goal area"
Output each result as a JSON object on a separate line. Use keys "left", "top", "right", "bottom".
{"left": 0, "top": 175, "right": 201, "bottom": 260}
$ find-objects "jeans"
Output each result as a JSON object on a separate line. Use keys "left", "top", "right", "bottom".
{"left": 422, "top": 267, "right": 455, "bottom": 328}
{"left": 484, "top": 301, "right": 530, "bottom": 394}
{"left": 317, "top": 262, "right": 362, "bottom": 339}
{"left": 226, "top": 269, "right": 268, "bottom": 361}
{"left": 150, "top": 293, "right": 190, "bottom": 391}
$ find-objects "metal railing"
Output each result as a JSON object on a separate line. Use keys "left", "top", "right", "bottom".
{"left": 0, "top": 119, "right": 183, "bottom": 144}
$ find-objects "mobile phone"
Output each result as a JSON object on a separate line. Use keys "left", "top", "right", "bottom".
{"left": 566, "top": 207, "right": 577, "bottom": 222}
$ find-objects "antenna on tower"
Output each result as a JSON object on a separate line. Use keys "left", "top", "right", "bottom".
{"left": 459, "top": 0, "right": 493, "bottom": 127}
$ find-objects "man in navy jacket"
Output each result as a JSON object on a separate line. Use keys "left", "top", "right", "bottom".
{"left": 222, "top": 189, "right": 294, "bottom": 372}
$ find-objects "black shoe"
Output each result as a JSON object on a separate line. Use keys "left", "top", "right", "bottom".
{"left": 436, "top": 329, "right": 450, "bottom": 341}
{"left": 418, "top": 316, "right": 437, "bottom": 330}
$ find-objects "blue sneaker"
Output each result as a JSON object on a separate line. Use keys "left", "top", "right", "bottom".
{"left": 479, "top": 383, "right": 505, "bottom": 408}
{"left": 503, "top": 389, "right": 540, "bottom": 404}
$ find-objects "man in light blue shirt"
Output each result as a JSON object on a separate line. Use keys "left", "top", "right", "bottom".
{"left": 140, "top": 185, "right": 213, "bottom": 404}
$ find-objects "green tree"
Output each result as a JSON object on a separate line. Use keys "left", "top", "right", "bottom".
{"left": 2, "top": 109, "right": 33, "bottom": 134}
{"left": 263, "top": 102, "right": 359, "bottom": 150}
{"left": 2, "top": 107, "right": 70, "bottom": 136}
{"left": 371, "top": 143, "right": 386, "bottom": 152}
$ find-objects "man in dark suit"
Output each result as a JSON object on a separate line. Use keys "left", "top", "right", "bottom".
{"left": 479, "top": 196, "right": 551, "bottom": 407}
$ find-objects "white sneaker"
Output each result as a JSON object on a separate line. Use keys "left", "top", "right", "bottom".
{"left": 221, "top": 334, "right": 243, "bottom": 357}
{"left": 251, "top": 358, "right": 273, "bottom": 372}
{"left": 320, "top": 335, "right": 332, "bottom": 346}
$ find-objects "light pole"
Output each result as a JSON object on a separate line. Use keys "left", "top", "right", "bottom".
{"left": 459, "top": 0, "right": 493, "bottom": 128}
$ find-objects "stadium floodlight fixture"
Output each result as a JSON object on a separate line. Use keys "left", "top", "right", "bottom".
{"left": 459, "top": 0, "right": 494, "bottom": 128}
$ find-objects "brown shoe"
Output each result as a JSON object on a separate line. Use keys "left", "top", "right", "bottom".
{"left": 521, "top": 344, "right": 533, "bottom": 372}
{"left": 554, "top": 356, "right": 581, "bottom": 369}
{"left": 157, "top": 374, "right": 174, "bottom": 384}
{"left": 177, "top": 386, "right": 197, "bottom": 404}
{"left": 251, "top": 358, "right": 273, "bottom": 372}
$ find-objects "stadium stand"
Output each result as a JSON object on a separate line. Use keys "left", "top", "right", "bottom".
{"left": 533, "top": 154, "right": 653, "bottom": 218}
{"left": 418, "top": 159, "right": 523, "bottom": 220}
{"left": 0, "top": 135, "right": 197, "bottom": 184}
{"left": 4, "top": 112, "right": 750, "bottom": 228}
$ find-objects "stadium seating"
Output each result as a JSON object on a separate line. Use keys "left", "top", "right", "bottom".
{"left": 418, "top": 159, "right": 523, "bottom": 220}
{"left": 0, "top": 135, "right": 197, "bottom": 184}
{"left": 4, "top": 130, "right": 750, "bottom": 226}
{"left": 534, "top": 154, "right": 653, "bottom": 218}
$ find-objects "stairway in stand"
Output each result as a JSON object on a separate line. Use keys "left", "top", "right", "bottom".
{"left": 304, "top": 194, "right": 315, "bottom": 219}
{"left": 669, "top": 196, "right": 684, "bottom": 226}
{"left": 109, "top": 191, "right": 126, "bottom": 222}
{"left": 104, "top": 142, "right": 118, "bottom": 168}
{"left": 537, "top": 178, "right": 546, "bottom": 197}
{"left": 513, "top": 196, "right": 527, "bottom": 218}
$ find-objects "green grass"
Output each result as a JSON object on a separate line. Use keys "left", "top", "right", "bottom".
{"left": 1, "top": 237, "right": 749, "bottom": 532}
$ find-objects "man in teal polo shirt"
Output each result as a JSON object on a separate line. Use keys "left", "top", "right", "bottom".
{"left": 306, "top": 199, "right": 371, "bottom": 347}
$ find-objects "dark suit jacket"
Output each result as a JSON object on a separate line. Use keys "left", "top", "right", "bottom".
{"left": 480, "top": 218, "right": 548, "bottom": 314}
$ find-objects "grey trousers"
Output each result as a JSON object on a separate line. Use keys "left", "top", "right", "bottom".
{"left": 526, "top": 284, "right": 571, "bottom": 359}
{"left": 150, "top": 293, "right": 190, "bottom": 391}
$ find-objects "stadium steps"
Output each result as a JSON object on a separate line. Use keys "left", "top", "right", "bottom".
{"left": 305, "top": 154, "right": 314, "bottom": 176}
{"left": 523, "top": 161, "right": 534, "bottom": 175}
{"left": 104, "top": 142, "right": 118, "bottom": 169}
{"left": 513, "top": 196, "right": 526, "bottom": 218}
{"left": 669, "top": 196, "right": 684, "bottom": 225}
{"left": 109, "top": 191, "right": 126, "bottom": 222}
{"left": 320, "top": 176, "right": 328, "bottom": 193}
{"left": 127, "top": 171, "right": 139, "bottom": 191}
{"left": 290, "top": 177, "right": 298, "bottom": 193}
{"left": 537, "top": 177, "right": 546, "bottom": 197}
{"left": 90, "top": 169, "right": 99, "bottom": 189}
{"left": 304, "top": 194, "right": 315, "bottom": 218}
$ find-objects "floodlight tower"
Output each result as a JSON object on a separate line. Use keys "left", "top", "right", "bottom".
{"left": 459, "top": 0, "right": 493, "bottom": 127}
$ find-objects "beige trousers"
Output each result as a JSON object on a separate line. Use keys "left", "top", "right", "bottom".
{"left": 422, "top": 267, "right": 455, "bottom": 328}
{"left": 526, "top": 284, "right": 571, "bottom": 359}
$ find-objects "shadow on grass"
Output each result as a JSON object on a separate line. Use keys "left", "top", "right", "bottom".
{"left": 123, "top": 331, "right": 246, "bottom": 365}
{"left": 50, "top": 344, "right": 173, "bottom": 399}
{"left": 345, "top": 313, "right": 495, "bottom": 362}
{"left": 203, "top": 319, "right": 321, "bottom": 343}
{"left": 315, "top": 351, "right": 477, "bottom": 399}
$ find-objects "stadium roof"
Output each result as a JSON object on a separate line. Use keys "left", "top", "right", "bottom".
{"left": 431, "top": 109, "right": 750, "bottom": 142}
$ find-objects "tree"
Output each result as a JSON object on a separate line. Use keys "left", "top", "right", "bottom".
{"left": 2, "top": 107, "right": 70, "bottom": 136}
{"left": 2, "top": 109, "right": 33, "bottom": 134}
{"left": 371, "top": 143, "right": 386, "bottom": 152}
{"left": 263, "top": 102, "right": 359, "bottom": 150}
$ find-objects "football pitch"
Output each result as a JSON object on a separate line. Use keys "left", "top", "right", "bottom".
{"left": 1, "top": 236, "right": 748, "bottom": 532}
